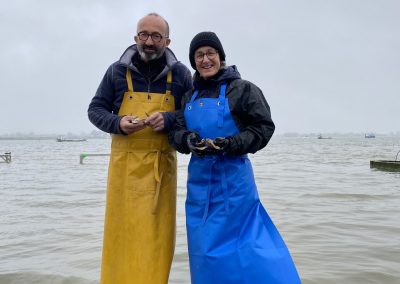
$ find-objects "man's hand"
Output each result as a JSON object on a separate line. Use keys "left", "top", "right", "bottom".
{"left": 144, "top": 112, "right": 164, "bottom": 131}
{"left": 119, "top": 115, "right": 146, "bottom": 135}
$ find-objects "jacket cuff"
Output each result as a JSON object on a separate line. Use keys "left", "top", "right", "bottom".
{"left": 162, "top": 112, "right": 172, "bottom": 132}
{"left": 116, "top": 116, "right": 128, "bottom": 135}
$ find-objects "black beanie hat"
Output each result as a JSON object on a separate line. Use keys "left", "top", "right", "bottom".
{"left": 189, "top": 31, "right": 226, "bottom": 69}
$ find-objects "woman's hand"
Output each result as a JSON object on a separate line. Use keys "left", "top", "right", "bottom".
{"left": 187, "top": 134, "right": 231, "bottom": 157}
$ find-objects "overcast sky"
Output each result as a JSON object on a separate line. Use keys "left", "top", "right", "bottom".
{"left": 1, "top": 0, "right": 399, "bottom": 135}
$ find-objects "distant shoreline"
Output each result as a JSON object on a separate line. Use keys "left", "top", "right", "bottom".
{"left": 0, "top": 137, "right": 109, "bottom": 141}
{"left": 1, "top": 134, "right": 399, "bottom": 141}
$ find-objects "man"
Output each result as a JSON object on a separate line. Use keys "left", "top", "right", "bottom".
{"left": 88, "top": 13, "right": 192, "bottom": 284}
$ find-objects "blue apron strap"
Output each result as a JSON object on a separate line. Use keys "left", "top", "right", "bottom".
{"left": 217, "top": 84, "right": 227, "bottom": 128}
{"left": 220, "top": 156, "right": 230, "bottom": 215}
{"left": 201, "top": 157, "right": 230, "bottom": 225}
{"left": 202, "top": 158, "right": 217, "bottom": 225}
{"left": 190, "top": 90, "right": 199, "bottom": 103}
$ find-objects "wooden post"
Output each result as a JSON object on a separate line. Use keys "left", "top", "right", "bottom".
{"left": 80, "top": 153, "right": 110, "bottom": 164}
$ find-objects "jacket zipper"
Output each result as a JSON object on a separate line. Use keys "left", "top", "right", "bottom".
{"left": 147, "top": 79, "right": 151, "bottom": 100}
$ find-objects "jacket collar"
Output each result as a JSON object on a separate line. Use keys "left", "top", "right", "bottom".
{"left": 193, "top": 65, "right": 241, "bottom": 90}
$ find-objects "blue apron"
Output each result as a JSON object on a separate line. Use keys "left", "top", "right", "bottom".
{"left": 184, "top": 84, "right": 301, "bottom": 284}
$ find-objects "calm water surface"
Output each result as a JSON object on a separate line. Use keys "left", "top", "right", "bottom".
{"left": 0, "top": 136, "right": 399, "bottom": 284}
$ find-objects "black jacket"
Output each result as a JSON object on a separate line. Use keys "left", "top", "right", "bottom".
{"left": 88, "top": 45, "right": 192, "bottom": 134}
{"left": 168, "top": 66, "right": 275, "bottom": 156}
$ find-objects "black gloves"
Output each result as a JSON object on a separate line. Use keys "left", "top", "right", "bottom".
{"left": 186, "top": 132, "right": 205, "bottom": 157}
{"left": 213, "top": 137, "right": 230, "bottom": 150}
{"left": 186, "top": 132, "right": 230, "bottom": 157}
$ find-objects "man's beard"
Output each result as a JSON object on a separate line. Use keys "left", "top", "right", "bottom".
{"left": 137, "top": 44, "right": 165, "bottom": 62}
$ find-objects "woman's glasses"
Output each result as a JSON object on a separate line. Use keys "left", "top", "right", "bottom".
{"left": 194, "top": 50, "right": 218, "bottom": 63}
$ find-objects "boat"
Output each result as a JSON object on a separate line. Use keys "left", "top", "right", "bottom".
{"left": 317, "top": 134, "right": 332, "bottom": 139}
{"left": 56, "top": 137, "right": 87, "bottom": 142}
{"left": 365, "top": 133, "right": 375, "bottom": 138}
{"left": 370, "top": 150, "right": 400, "bottom": 171}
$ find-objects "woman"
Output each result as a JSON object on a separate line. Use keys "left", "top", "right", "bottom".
{"left": 169, "top": 31, "right": 301, "bottom": 284}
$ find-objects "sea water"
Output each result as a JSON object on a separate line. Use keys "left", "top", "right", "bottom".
{"left": 0, "top": 136, "right": 399, "bottom": 284}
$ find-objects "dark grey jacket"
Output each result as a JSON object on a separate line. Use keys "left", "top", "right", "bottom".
{"left": 168, "top": 66, "right": 275, "bottom": 155}
{"left": 88, "top": 45, "right": 192, "bottom": 134}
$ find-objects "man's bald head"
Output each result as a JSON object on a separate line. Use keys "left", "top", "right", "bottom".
{"left": 137, "top": 13, "right": 169, "bottom": 37}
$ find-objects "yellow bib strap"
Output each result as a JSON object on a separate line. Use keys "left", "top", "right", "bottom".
{"left": 152, "top": 151, "right": 163, "bottom": 214}
{"left": 166, "top": 71, "right": 172, "bottom": 96}
{"left": 126, "top": 68, "right": 134, "bottom": 92}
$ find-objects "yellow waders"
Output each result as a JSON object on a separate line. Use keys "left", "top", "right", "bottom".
{"left": 100, "top": 69, "right": 177, "bottom": 284}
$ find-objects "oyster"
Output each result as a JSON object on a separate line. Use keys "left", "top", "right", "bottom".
{"left": 193, "top": 139, "right": 208, "bottom": 150}
{"left": 129, "top": 116, "right": 147, "bottom": 124}
{"left": 205, "top": 138, "right": 222, "bottom": 150}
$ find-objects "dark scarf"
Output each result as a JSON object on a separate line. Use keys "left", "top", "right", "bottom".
{"left": 193, "top": 66, "right": 241, "bottom": 90}
{"left": 132, "top": 52, "right": 167, "bottom": 82}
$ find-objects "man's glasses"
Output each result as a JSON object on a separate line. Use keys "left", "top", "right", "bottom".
{"left": 194, "top": 50, "right": 218, "bottom": 63}
{"left": 137, "top": 32, "right": 167, "bottom": 43}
